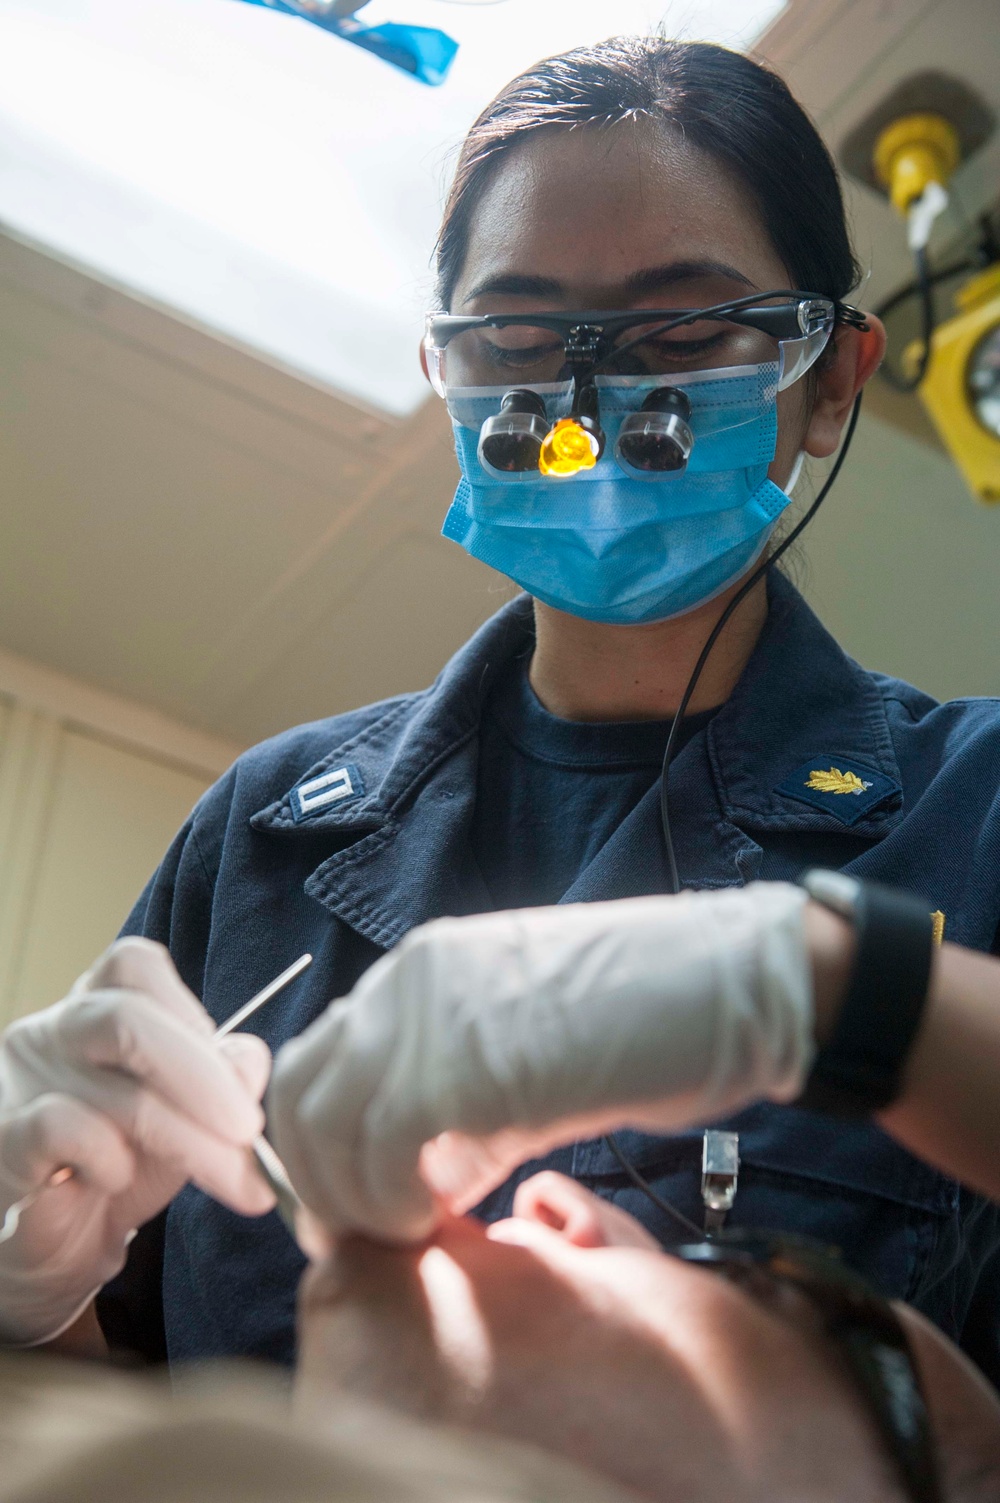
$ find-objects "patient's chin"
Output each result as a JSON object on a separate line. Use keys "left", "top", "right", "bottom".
{"left": 296, "top": 1234, "right": 461, "bottom": 1424}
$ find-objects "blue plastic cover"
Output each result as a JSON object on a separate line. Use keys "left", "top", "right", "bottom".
{"left": 234, "top": 2, "right": 458, "bottom": 85}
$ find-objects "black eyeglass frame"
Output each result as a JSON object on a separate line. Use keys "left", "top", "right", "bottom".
{"left": 425, "top": 291, "right": 869, "bottom": 378}
{"left": 670, "top": 1229, "right": 942, "bottom": 1503}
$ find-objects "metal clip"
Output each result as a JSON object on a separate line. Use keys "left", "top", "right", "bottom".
{"left": 701, "top": 1130, "right": 740, "bottom": 1235}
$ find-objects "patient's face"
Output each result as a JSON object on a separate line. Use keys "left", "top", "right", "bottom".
{"left": 296, "top": 1173, "right": 1000, "bottom": 1503}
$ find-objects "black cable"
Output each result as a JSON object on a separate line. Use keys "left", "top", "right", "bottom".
{"left": 603, "top": 1133, "right": 704, "bottom": 1238}
{"left": 874, "top": 213, "right": 1000, "bottom": 393}
{"left": 604, "top": 391, "right": 864, "bottom": 1233}
{"left": 589, "top": 290, "right": 790, "bottom": 372}
{"left": 587, "top": 290, "right": 865, "bottom": 380}
{"left": 874, "top": 213, "right": 999, "bottom": 325}
{"left": 874, "top": 255, "right": 974, "bottom": 321}
{"left": 659, "top": 388, "right": 864, "bottom": 893}
{"left": 877, "top": 247, "right": 935, "bottom": 394}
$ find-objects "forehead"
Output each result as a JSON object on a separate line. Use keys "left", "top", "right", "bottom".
{"left": 451, "top": 121, "right": 788, "bottom": 311}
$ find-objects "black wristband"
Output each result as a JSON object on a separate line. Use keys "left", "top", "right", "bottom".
{"left": 797, "top": 874, "right": 935, "bottom": 1118}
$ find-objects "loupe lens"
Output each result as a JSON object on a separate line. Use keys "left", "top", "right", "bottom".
{"left": 478, "top": 389, "right": 549, "bottom": 472}
{"left": 616, "top": 387, "right": 694, "bottom": 473}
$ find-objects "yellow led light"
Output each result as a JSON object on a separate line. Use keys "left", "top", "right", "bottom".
{"left": 538, "top": 418, "right": 599, "bottom": 476}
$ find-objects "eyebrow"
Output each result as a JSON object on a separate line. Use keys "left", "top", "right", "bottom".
{"left": 625, "top": 260, "right": 756, "bottom": 298}
{"left": 462, "top": 260, "right": 757, "bottom": 306}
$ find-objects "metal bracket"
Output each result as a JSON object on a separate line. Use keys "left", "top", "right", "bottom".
{"left": 701, "top": 1130, "right": 740, "bottom": 1235}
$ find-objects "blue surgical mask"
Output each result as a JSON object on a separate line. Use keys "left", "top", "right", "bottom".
{"left": 442, "top": 363, "right": 794, "bottom": 624}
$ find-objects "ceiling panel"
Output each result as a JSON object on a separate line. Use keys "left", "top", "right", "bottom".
{"left": 0, "top": 231, "right": 496, "bottom": 741}
{"left": 228, "top": 534, "right": 505, "bottom": 746}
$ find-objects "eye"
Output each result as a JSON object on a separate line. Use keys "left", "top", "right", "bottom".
{"left": 480, "top": 332, "right": 564, "bottom": 369}
{"left": 620, "top": 319, "right": 767, "bottom": 371}
{"left": 620, "top": 332, "right": 728, "bottom": 372}
{"left": 648, "top": 333, "right": 727, "bottom": 356}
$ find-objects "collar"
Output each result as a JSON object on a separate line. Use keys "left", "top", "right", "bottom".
{"left": 250, "top": 598, "right": 535, "bottom": 948}
{"left": 707, "top": 571, "right": 903, "bottom": 839}
{"left": 251, "top": 572, "right": 903, "bottom": 949}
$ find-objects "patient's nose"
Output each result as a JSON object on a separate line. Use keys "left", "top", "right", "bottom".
{"left": 514, "top": 1172, "right": 605, "bottom": 1245}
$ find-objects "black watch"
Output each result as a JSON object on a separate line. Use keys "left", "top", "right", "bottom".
{"left": 796, "top": 870, "right": 935, "bottom": 1118}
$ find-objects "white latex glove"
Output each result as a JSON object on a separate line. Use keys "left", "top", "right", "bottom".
{"left": 270, "top": 882, "right": 814, "bottom": 1243}
{"left": 0, "top": 938, "right": 274, "bottom": 1347}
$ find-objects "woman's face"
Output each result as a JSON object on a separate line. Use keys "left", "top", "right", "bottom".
{"left": 449, "top": 121, "right": 826, "bottom": 490}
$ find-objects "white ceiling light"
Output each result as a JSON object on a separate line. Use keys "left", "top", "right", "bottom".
{"left": 0, "top": 0, "right": 786, "bottom": 416}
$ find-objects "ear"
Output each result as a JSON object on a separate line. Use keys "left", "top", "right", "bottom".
{"left": 803, "top": 316, "right": 886, "bottom": 459}
{"left": 419, "top": 339, "right": 432, "bottom": 386}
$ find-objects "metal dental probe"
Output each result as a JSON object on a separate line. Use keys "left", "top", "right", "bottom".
{"left": 214, "top": 953, "right": 313, "bottom": 1037}
{"left": 0, "top": 952, "right": 313, "bottom": 1244}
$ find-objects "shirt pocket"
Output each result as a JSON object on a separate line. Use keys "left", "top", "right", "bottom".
{"left": 570, "top": 1102, "right": 959, "bottom": 1306}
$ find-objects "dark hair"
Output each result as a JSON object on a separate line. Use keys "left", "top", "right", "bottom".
{"left": 436, "top": 36, "right": 860, "bottom": 310}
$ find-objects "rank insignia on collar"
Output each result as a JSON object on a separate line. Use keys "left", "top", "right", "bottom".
{"left": 804, "top": 767, "right": 872, "bottom": 795}
{"left": 290, "top": 763, "right": 364, "bottom": 823}
{"left": 775, "top": 758, "right": 901, "bottom": 827}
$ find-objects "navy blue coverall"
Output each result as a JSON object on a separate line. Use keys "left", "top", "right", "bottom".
{"left": 97, "top": 571, "right": 1000, "bottom": 1381}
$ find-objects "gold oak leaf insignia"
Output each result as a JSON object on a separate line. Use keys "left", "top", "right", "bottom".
{"left": 805, "top": 767, "right": 868, "bottom": 796}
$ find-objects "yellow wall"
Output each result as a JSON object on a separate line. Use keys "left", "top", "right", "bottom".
{"left": 0, "top": 690, "right": 214, "bottom": 1025}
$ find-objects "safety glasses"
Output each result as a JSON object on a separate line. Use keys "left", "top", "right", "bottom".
{"left": 425, "top": 292, "right": 867, "bottom": 404}
{"left": 672, "top": 1230, "right": 942, "bottom": 1503}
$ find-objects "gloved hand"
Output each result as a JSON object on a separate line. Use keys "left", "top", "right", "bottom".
{"left": 270, "top": 882, "right": 814, "bottom": 1243}
{"left": 0, "top": 938, "right": 274, "bottom": 1347}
